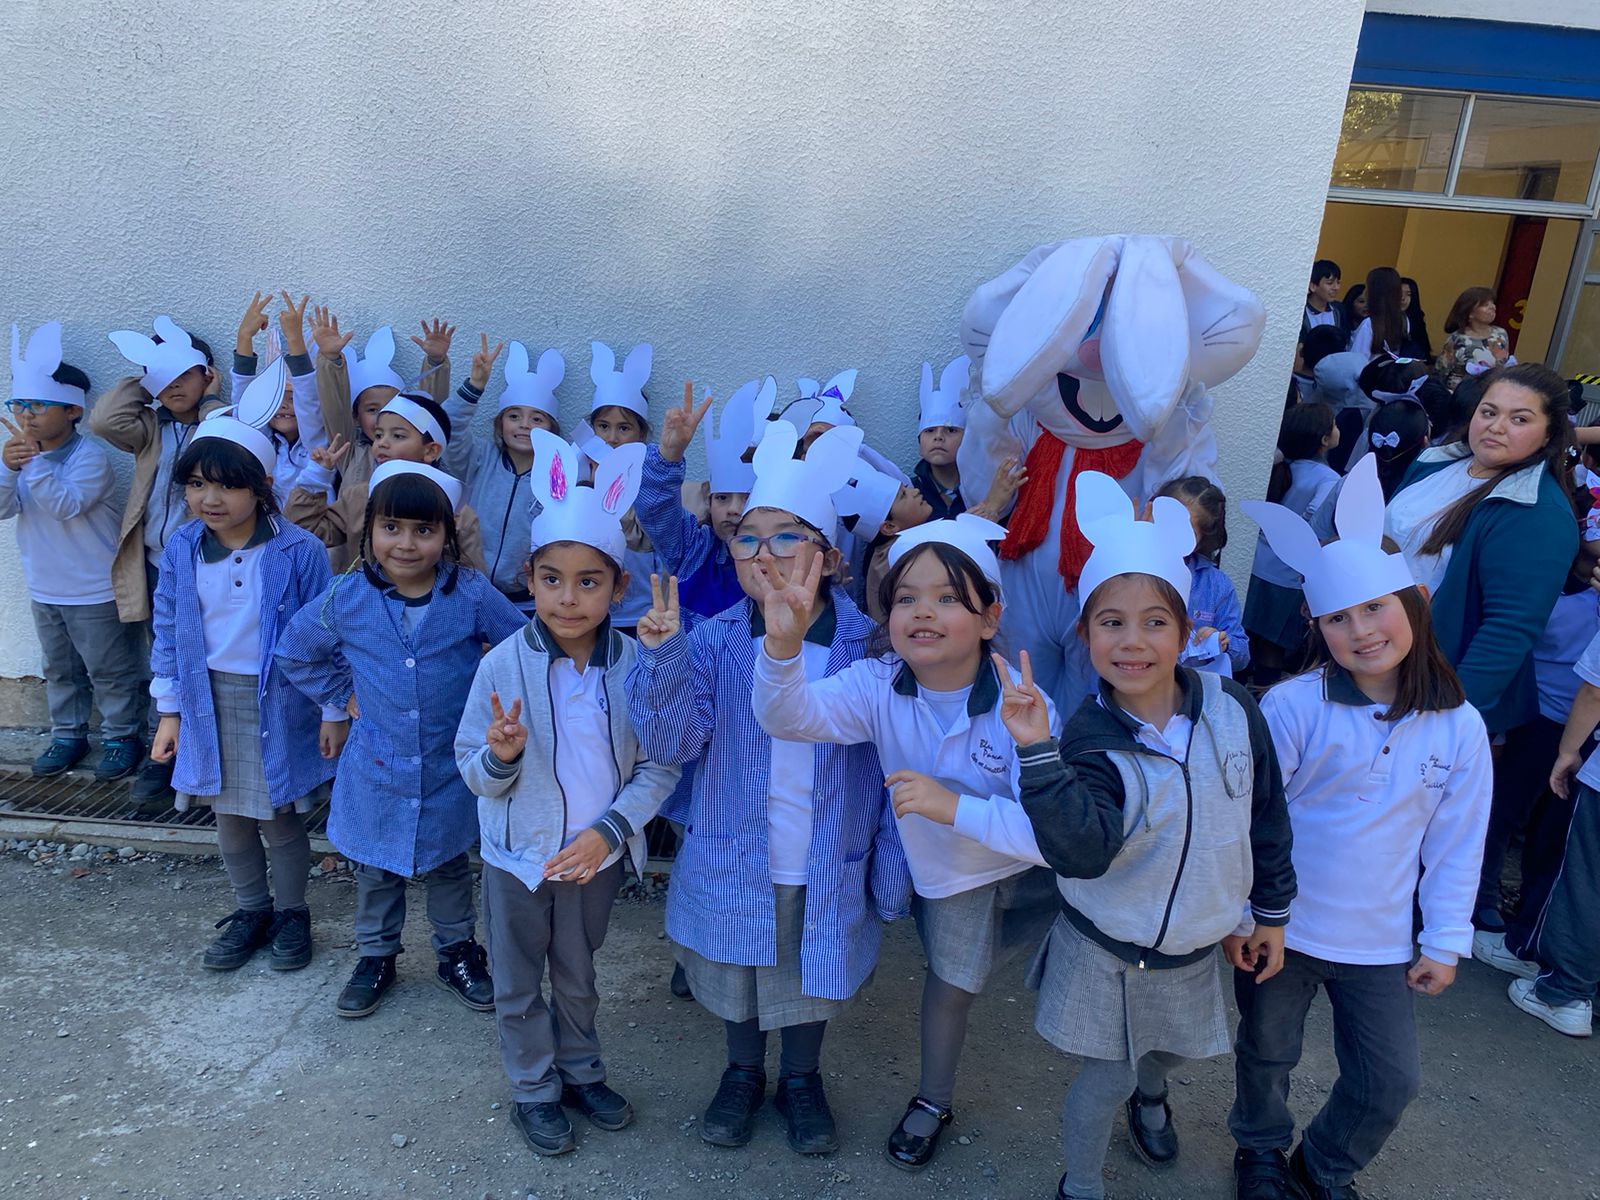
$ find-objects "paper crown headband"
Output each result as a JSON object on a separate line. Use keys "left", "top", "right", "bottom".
{"left": 367, "top": 459, "right": 464, "bottom": 510}
{"left": 887, "top": 513, "right": 1008, "bottom": 590}
{"left": 706, "top": 378, "right": 767, "bottom": 494}
{"left": 743, "top": 420, "right": 863, "bottom": 541}
{"left": 590, "top": 341, "right": 652, "bottom": 421}
{"left": 527, "top": 428, "right": 644, "bottom": 566}
{"left": 379, "top": 394, "right": 447, "bottom": 445}
{"left": 10, "top": 322, "right": 86, "bottom": 406}
{"left": 834, "top": 458, "right": 902, "bottom": 544}
{"left": 1075, "top": 471, "right": 1196, "bottom": 606}
{"left": 108, "top": 315, "right": 208, "bottom": 397}
{"left": 500, "top": 342, "right": 563, "bottom": 418}
{"left": 342, "top": 326, "right": 407, "bottom": 404}
{"left": 919, "top": 355, "right": 971, "bottom": 432}
{"left": 779, "top": 369, "right": 858, "bottom": 430}
{"left": 1241, "top": 454, "right": 1414, "bottom": 618}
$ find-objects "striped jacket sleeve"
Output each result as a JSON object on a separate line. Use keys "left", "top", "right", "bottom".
{"left": 628, "top": 626, "right": 717, "bottom": 768}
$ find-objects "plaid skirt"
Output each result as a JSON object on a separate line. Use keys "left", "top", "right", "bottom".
{"left": 1027, "top": 915, "right": 1230, "bottom": 1062}
{"left": 175, "top": 671, "right": 313, "bottom": 821}
{"left": 914, "top": 865, "right": 1059, "bottom": 994}
{"left": 676, "top": 883, "right": 855, "bottom": 1030}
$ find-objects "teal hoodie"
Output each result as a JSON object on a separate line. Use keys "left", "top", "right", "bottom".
{"left": 1398, "top": 445, "right": 1576, "bottom": 733}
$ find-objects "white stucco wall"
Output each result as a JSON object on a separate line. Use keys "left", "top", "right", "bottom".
{"left": 0, "top": 0, "right": 1364, "bottom": 684}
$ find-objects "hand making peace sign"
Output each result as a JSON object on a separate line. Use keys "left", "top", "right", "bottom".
{"left": 637, "top": 573, "right": 682, "bottom": 650}
{"left": 659, "top": 381, "right": 713, "bottom": 464}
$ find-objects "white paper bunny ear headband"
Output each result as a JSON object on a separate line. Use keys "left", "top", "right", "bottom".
{"left": 743, "top": 420, "right": 865, "bottom": 542}
{"left": 1241, "top": 454, "right": 1413, "bottom": 618}
{"left": 833, "top": 458, "right": 903, "bottom": 544}
{"left": 501, "top": 342, "right": 563, "bottom": 418}
{"left": 10, "top": 322, "right": 86, "bottom": 406}
{"left": 589, "top": 341, "right": 652, "bottom": 422}
{"left": 1074, "top": 471, "right": 1196, "bottom": 606}
{"left": 706, "top": 379, "right": 762, "bottom": 494}
{"left": 919, "top": 355, "right": 970, "bottom": 432}
{"left": 219, "top": 355, "right": 288, "bottom": 431}
{"left": 526, "top": 428, "right": 644, "bottom": 566}
{"left": 107, "top": 315, "right": 209, "bottom": 397}
{"left": 368, "top": 459, "right": 464, "bottom": 510}
{"left": 887, "top": 513, "right": 1008, "bottom": 591}
{"left": 343, "top": 326, "right": 406, "bottom": 405}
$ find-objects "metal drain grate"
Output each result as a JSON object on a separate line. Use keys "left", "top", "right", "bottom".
{"left": 0, "top": 767, "right": 330, "bottom": 835}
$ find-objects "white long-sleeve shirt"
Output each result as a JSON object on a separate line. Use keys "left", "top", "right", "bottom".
{"left": 752, "top": 649, "right": 1059, "bottom": 898}
{"left": 1261, "top": 668, "right": 1491, "bottom": 966}
{"left": 0, "top": 433, "right": 120, "bottom": 605}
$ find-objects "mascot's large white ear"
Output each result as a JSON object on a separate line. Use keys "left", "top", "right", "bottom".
{"left": 977, "top": 238, "right": 1120, "bottom": 418}
{"left": 1171, "top": 239, "right": 1267, "bottom": 387}
{"left": 1100, "top": 236, "right": 1190, "bottom": 443}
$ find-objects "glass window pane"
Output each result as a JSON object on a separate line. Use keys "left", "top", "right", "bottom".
{"left": 1561, "top": 282, "right": 1600, "bottom": 376}
{"left": 1331, "top": 89, "right": 1463, "bottom": 193}
{"left": 1456, "top": 97, "right": 1600, "bottom": 205}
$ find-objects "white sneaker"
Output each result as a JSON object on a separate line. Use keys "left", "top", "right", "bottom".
{"left": 1508, "top": 977, "right": 1593, "bottom": 1038}
{"left": 1473, "top": 930, "right": 1539, "bottom": 980}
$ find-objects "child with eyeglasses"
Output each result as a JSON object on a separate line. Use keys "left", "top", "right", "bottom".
{"left": 3, "top": 323, "right": 150, "bottom": 782}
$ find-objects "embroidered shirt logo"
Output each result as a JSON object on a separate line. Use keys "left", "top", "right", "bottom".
{"left": 1419, "top": 755, "right": 1451, "bottom": 791}
{"left": 970, "top": 737, "right": 1007, "bottom": 775}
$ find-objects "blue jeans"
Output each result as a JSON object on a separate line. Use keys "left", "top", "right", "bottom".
{"left": 1229, "top": 950, "right": 1420, "bottom": 1188}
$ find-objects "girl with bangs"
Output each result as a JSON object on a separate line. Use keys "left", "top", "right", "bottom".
{"left": 277, "top": 461, "right": 525, "bottom": 1020}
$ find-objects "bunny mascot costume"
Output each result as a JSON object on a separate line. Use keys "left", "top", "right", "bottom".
{"left": 956, "top": 235, "right": 1266, "bottom": 711}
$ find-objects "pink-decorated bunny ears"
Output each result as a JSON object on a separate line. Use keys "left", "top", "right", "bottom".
{"left": 10, "top": 322, "right": 86, "bottom": 406}
{"left": 1074, "top": 471, "right": 1196, "bottom": 606}
{"left": 527, "top": 427, "right": 644, "bottom": 566}
{"left": 590, "top": 341, "right": 652, "bottom": 422}
{"left": 1241, "top": 455, "right": 1413, "bottom": 618}
{"left": 108, "top": 315, "right": 208, "bottom": 398}
{"left": 500, "top": 342, "right": 563, "bottom": 418}
{"left": 919, "top": 355, "right": 970, "bottom": 432}
{"left": 743, "top": 419, "right": 864, "bottom": 542}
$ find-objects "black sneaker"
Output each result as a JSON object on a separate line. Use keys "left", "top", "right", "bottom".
{"left": 1125, "top": 1087, "right": 1179, "bottom": 1167}
{"left": 93, "top": 737, "right": 145, "bottom": 782}
{"left": 435, "top": 939, "right": 495, "bottom": 1011}
{"left": 773, "top": 1071, "right": 838, "bottom": 1155}
{"left": 202, "top": 907, "right": 275, "bottom": 970}
{"left": 1290, "top": 1143, "right": 1361, "bottom": 1200}
{"left": 700, "top": 1066, "right": 766, "bottom": 1147}
{"left": 336, "top": 954, "right": 398, "bottom": 1018}
{"left": 129, "top": 757, "right": 175, "bottom": 812}
{"left": 513, "top": 1100, "right": 575, "bottom": 1156}
{"left": 1235, "top": 1147, "right": 1306, "bottom": 1200}
{"left": 32, "top": 738, "right": 89, "bottom": 777}
{"left": 268, "top": 907, "right": 313, "bottom": 971}
{"left": 561, "top": 1080, "right": 634, "bottom": 1131}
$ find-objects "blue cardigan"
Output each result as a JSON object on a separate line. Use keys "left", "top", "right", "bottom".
{"left": 1398, "top": 447, "right": 1577, "bottom": 733}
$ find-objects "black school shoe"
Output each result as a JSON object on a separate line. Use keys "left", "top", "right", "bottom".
{"left": 885, "top": 1095, "right": 953, "bottom": 1172}
{"left": 94, "top": 737, "right": 145, "bottom": 782}
{"left": 1235, "top": 1147, "right": 1307, "bottom": 1200}
{"left": 700, "top": 1066, "right": 766, "bottom": 1147}
{"left": 336, "top": 954, "right": 398, "bottom": 1017}
{"left": 32, "top": 737, "right": 89, "bottom": 777}
{"left": 268, "top": 907, "right": 313, "bottom": 971}
{"left": 1289, "top": 1144, "right": 1361, "bottom": 1200}
{"left": 202, "top": 908, "right": 275, "bottom": 970}
{"left": 435, "top": 939, "right": 495, "bottom": 1011}
{"left": 1125, "top": 1087, "right": 1179, "bottom": 1167}
{"left": 774, "top": 1071, "right": 838, "bottom": 1155}
{"left": 513, "top": 1100, "right": 576, "bottom": 1156}
{"left": 561, "top": 1081, "right": 634, "bottom": 1131}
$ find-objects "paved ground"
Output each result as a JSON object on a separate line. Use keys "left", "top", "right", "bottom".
{"left": 0, "top": 846, "right": 1595, "bottom": 1200}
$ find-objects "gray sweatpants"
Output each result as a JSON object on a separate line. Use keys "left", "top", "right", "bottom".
{"left": 31, "top": 599, "right": 147, "bottom": 741}
{"left": 352, "top": 852, "right": 475, "bottom": 960}
{"left": 481, "top": 860, "right": 624, "bottom": 1103}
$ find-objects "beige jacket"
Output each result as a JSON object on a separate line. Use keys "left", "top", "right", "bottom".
{"left": 88, "top": 376, "right": 224, "bottom": 623}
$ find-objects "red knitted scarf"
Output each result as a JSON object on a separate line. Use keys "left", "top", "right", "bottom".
{"left": 998, "top": 429, "right": 1145, "bottom": 588}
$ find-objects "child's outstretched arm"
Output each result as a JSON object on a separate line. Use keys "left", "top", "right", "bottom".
{"left": 441, "top": 333, "right": 503, "bottom": 480}
{"left": 87, "top": 375, "right": 156, "bottom": 455}
{"left": 637, "top": 383, "right": 717, "bottom": 577}
{"left": 1413, "top": 722, "right": 1493, "bottom": 989}
{"left": 279, "top": 292, "right": 327, "bottom": 451}
{"left": 282, "top": 435, "right": 354, "bottom": 538}
{"left": 310, "top": 305, "right": 357, "bottom": 450}
{"left": 411, "top": 317, "right": 455, "bottom": 408}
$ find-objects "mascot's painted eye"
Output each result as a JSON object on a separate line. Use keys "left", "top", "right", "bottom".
{"left": 1057, "top": 373, "right": 1124, "bottom": 434}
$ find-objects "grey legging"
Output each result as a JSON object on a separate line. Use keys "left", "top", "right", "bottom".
{"left": 1058, "top": 1050, "right": 1186, "bottom": 1199}
{"left": 215, "top": 809, "right": 311, "bottom": 912}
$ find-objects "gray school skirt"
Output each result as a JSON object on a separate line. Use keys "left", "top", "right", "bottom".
{"left": 174, "top": 671, "right": 314, "bottom": 822}
{"left": 1027, "top": 915, "right": 1231, "bottom": 1063}
{"left": 914, "top": 866, "right": 1059, "bottom": 994}
{"left": 676, "top": 883, "right": 855, "bottom": 1030}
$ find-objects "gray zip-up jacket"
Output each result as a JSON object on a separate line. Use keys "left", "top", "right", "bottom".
{"left": 1017, "top": 669, "right": 1295, "bottom": 967}
{"left": 442, "top": 381, "right": 538, "bottom": 604}
{"left": 456, "top": 619, "right": 680, "bottom": 892}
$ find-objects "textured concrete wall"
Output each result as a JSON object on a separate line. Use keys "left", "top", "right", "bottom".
{"left": 0, "top": 0, "right": 1363, "bottom": 683}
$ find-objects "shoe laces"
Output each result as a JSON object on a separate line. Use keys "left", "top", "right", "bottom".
{"left": 781, "top": 1074, "right": 828, "bottom": 1118}
{"left": 213, "top": 908, "right": 264, "bottom": 931}
{"left": 352, "top": 955, "right": 391, "bottom": 980}
{"left": 714, "top": 1071, "right": 764, "bottom": 1108}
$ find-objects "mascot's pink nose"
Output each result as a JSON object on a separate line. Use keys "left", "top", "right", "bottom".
{"left": 1076, "top": 337, "right": 1103, "bottom": 374}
